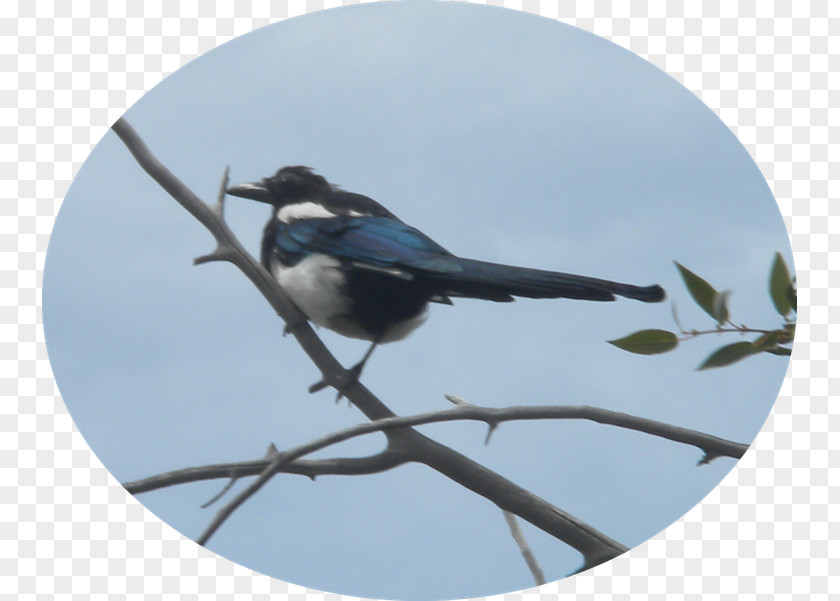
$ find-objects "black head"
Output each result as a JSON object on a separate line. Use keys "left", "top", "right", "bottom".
{"left": 226, "top": 166, "right": 331, "bottom": 206}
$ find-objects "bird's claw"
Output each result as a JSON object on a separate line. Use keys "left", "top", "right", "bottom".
{"left": 308, "top": 363, "right": 364, "bottom": 401}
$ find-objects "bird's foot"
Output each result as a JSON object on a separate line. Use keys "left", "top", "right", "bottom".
{"left": 307, "top": 342, "right": 376, "bottom": 402}
{"left": 308, "top": 361, "right": 365, "bottom": 402}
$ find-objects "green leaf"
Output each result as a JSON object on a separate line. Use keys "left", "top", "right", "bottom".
{"left": 712, "top": 290, "right": 731, "bottom": 325}
{"left": 674, "top": 262, "right": 719, "bottom": 321}
{"left": 697, "top": 341, "right": 760, "bottom": 370}
{"left": 769, "top": 252, "right": 793, "bottom": 316}
{"left": 608, "top": 329, "right": 679, "bottom": 355}
{"left": 786, "top": 281, "right": 797, "bottom": 314}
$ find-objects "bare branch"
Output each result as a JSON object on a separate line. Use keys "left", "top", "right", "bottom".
{"left": 503, "top": 511, "right": 546, "bottom": 586}
{"left": 123, "top": 452, "right": 409, "bottom": 495}
{"left": 124, "top": 402, "right": 747, "bottom": 496}
{"left": 421, "top": 403, "right": 748, "bottom": 461}
{"left": 126, "top": 401, "right": 748, "bottom": 543}
{"left": 223, "top": 404, "right": 747, "bottom": 464}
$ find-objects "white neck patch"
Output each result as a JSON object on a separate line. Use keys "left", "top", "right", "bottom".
{"left": 277, "top": 201, "right": 338, "bottom": 223}
{"left": 277, "top": 201, "right": 368, "bottom": 223}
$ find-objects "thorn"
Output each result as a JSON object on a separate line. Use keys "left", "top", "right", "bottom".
{"left": 264, "top": 443, "right": 278, "bottom": 459}
{"left": 445, "top": 394, "right": 472, "bottom": 407}
{"left": 194, "top": 247, "right": 232, "bottom": 265}
{"left": 193, "top": 252, "right": 222, "bottom": 265}
{"left": 697, "top": 451, "right": 718, "bottom": 466}
{"left": 484, "top": 422, "right": 498, "bottom": 446}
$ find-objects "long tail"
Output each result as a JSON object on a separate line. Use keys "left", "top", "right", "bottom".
{"left": 437, "top": 258, "right": 665, "bottom": 303}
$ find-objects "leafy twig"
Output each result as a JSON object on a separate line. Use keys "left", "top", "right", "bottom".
{"left": 609, "top": 257, "right": 796, "bottom": 369}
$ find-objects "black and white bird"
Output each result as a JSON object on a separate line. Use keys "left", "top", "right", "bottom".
{"left": 226, "top": 166, "right": 665, "bottom": 387}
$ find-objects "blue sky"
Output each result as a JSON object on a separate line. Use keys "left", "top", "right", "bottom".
{"left": 43, "top": 2, "right": 792, "bottom": 600}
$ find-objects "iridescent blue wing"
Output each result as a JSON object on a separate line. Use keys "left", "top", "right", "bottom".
{"left": 276, "top": 216, "right": 464, "bottom": 277}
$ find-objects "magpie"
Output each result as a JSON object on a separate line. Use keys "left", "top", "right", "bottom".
{"left": 226, "top": 166, "right": 665, "bottom": 391}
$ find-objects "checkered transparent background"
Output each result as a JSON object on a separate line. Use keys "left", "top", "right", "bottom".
{"left": 2, "top": 0, "right": 836, "bottom": 599}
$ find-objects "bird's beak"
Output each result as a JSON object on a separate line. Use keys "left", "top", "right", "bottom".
{"left": 225, "top": 181, "right": 274, "bottom": 204}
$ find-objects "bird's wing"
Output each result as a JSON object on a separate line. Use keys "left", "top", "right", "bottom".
{"left": 276, "top": 216, "right": 465, "bottom": 278}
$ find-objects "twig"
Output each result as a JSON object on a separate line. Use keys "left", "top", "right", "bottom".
{"left": 198, "top": 442, "right": 306, "bottom": 545}
{"left": 678, "top": 326, "right": 777, "bottom": 339}
{"left": 503, "top": 511, "right": 546, "bottom": 586}
{"left": 201, "top": 477, "right": 238, "bottom": 509}
{"left": 124, "top": 451, "right": 409, "bottom": 495}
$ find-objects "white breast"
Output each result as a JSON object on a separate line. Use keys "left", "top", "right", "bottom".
{"left": 272, "top": 253, "right": 368, "bottom": 340}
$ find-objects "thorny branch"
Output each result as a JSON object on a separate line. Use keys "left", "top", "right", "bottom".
{"left": 124, "top": 451, "right": 409, "bottom": 495}
{"left": 124, "top": 399, "right": 748, "bottom": 552}
{"left": 125, "top": 402, "right": 748, "bottom": 496}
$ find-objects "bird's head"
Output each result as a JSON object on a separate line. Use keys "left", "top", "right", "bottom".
{"left": 226, "top": 166, "right": 331, "bottom": 206}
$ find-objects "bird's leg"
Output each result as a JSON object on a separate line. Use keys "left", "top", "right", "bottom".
{"left": 308, "top": 340, "right": 379, "bottom": 400}
{"left": 347, "top": 340, "right": 378, "bottom": 381}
